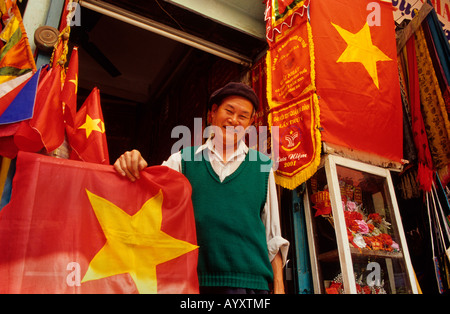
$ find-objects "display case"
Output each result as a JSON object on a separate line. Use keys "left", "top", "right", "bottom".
{"left": 304, "top": 154, "right": 419, "bottom": 294}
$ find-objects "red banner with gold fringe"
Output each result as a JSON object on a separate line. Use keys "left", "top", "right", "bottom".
{"left": 265, "top": 0, "right": 321, "bottom": 189}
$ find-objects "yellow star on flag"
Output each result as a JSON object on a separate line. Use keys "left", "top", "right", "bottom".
{"left": 81, "top": 189, "right": 198, "bottom": 294}
{"left": 78, "top": 114, "right": 103, "bottom": 138}
{"left": 331, "top": 22, "right": 391, "bottom": 89}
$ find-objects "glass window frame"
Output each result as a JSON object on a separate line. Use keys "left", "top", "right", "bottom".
{"left": 304, "top": 154, "right": 419, "bottom": 294}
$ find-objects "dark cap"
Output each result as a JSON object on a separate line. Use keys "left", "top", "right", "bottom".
{"left": 208, "top": 82, "right": 259, "bottom": 111}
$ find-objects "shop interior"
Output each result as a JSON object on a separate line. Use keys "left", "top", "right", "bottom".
{"left": 71, "top": 2, "right": 267, "bottom": 165}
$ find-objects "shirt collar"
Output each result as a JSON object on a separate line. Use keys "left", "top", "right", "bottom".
{"left": 195, "top": 136, "right": 248, "bottom": 161}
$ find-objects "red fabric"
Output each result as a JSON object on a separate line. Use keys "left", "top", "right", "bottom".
{"left": 67, "top": 87, "right": 109, "bottom": 164}
{"left": 58, "top": 0, "right": 72, "bottom": 32}
{"left": 14, "top": 66, "right": 64, "bottom": 153}
{"left": 0, "top": 122, "right": 20, "bottom": 158}
{"left": 0, "top": 152, "right": 198, "bottom": 293}
{"left": 311, "top": 0, "right": 403, "bottom": 161}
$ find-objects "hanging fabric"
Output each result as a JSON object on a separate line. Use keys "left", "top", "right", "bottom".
{"left": 414, "top": 26, "right": 450, "bottom": 186}
{"left": 406, "top": 36, "right": 435, "bottom": 191}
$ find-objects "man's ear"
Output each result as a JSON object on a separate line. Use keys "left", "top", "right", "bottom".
{"left": 208, "top": 104, "right": 218, "bottom": 125}
{"left": 211, "top": 103, "right": 219, "bottom": 113}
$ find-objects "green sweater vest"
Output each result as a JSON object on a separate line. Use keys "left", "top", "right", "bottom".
{"left": 181, "top": 146, "right": 274, "bottom": 290}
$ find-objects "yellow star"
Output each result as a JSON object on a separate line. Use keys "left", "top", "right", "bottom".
{"left": 81, "top": 189, "right": 198, "bottom": 294}
{"left": 332, "top": 22, "right": 391, "bottom": 89}
{"left": 78, "top": 114, "right": 103, "bottom": 138}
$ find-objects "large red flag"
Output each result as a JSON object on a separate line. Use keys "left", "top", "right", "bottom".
{"left": 0, "top": 152, "right": 199, "bottom": 294}
{"left": 311, "top": 0, "right": 403, "bottom": 162}
{"left": 67, "top": 87, "right": 109, "bottom": 164}
{"left": 14, "top": 65, "right": 65, "bottom": 153}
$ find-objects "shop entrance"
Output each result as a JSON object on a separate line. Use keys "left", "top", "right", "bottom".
{"left": 72, "top": 2, "right": 266, "bottom": 164}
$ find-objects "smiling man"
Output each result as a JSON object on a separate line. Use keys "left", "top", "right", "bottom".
{"left": 114, "top": 82, "right": 289, "bottom": 294}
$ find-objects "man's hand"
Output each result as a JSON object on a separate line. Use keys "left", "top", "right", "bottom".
{"left": 113, "top": 150, "right": 148, "bottom": 182}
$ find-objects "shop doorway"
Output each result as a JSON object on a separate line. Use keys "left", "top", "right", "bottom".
{"left": 70, "top": 3, "right": 266, "bottom": 164}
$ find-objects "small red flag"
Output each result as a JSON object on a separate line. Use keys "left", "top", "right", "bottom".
{"left": 67, "top": 87, "right": 109, "bottom": 164}
{"left": 61, "top": 47, "right": 78, "bottom": 128}
{"left": 311, "top": 0, "right": 403, "bottom": 161}
{"left": 0, "top": 152, "right": 199, "bottom": 294}
{"left": 14, "top": 65, "right": 64, "bottom": 153}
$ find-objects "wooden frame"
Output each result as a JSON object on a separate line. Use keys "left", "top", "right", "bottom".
{"left": 304, "top": 154, "right": 419, "bottom": 294}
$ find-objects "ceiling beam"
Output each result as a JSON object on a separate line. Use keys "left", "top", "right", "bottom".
{"left": 78, "top": 0, "right": 253, "bottom": 67}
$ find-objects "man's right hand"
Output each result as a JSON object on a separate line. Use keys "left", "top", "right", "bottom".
{"left": 113, "top": 149, "right": 148, "bottom": 182}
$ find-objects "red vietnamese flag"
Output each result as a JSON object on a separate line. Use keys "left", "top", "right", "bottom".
{"left": 14, "top": 65, "right": 65, "bottom": 153}
{"left": 67, "top": 87, "right": 109, "bottom": 164}
{"left": 61, "top": 47, "right": 78, "bottom": 128}
{"left": 0, "top": 152, "right": 199, "bottom": 294}
{"left": 311, "top": 0, "right": 403, "bottom": 162}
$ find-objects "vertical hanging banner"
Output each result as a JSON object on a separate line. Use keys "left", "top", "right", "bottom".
{"left": 311, "top": 0, "right": 403, "bottom": 162}
{"left": 265, "top": 0, "right": 321, "bottom": 190}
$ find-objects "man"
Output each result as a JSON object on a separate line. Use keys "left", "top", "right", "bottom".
{"left": 114, "top": 82, "right": 289, "bottom": 294}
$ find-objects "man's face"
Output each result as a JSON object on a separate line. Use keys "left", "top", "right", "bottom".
{"left": 210, "top": 95, "right": 255, "bottom": 148}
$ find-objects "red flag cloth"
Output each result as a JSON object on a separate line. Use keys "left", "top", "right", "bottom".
{"left": 67, "top": 87, "right": 109, "bottom": 164}
{"left": 61, "top": 47, "right": 78, "bottom": 128}
{"left": 311, "top": 0, "right": 403, "bottom": 162}
{"left": 14, "top": 65, "right": 64, "bottom": 153}
{"left": 0, "top": 122, "right": 20, "bottom": 158}
{"left": 0, "top": 152, "right": 199, "bottom": 294}
{"left": 58, "top": 0, "right": 72, "bottom": 32}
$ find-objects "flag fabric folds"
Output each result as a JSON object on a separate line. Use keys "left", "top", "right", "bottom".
{"left": 61, "top": 46, "right": 78, "bottom": 128}
{"left": 67, "top": 87, "right": 109, "bottom": 164}
{"left": 0, "top": 152, "right": 199, "bottom": 294}
{"left": 0, "top": 2, "right": 36, "bottom": 84}
{"left": 14, "top": 65, "right": 64, "bottom": 153}
{"left": 310, "top": 0, "right": 403, "bottom": 162}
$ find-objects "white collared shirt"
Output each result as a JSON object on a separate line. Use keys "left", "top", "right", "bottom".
{"left": 162, "top": 138, "right": 289, "bottom": 265}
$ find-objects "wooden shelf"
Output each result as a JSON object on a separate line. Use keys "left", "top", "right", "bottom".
{"left": 319, "top": 247, "right": 404, "bottom": 262}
